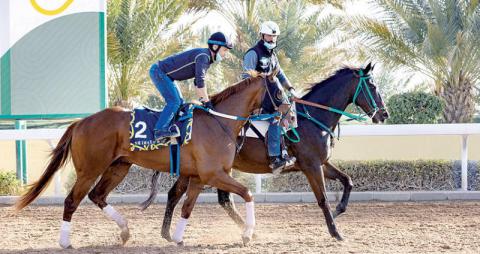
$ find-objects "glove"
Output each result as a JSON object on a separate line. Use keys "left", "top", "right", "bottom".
{"left": 202, "top": 100, "right": 215, "bottom": 111}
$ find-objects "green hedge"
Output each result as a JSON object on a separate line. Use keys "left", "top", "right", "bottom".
{"left": 0, "top": 171, "right": 22, "bottom": 195}
{"left": 61, "top": 160, "right": 477, "bottom": 194}
{"left": 386, "top": 92, "right": 444, "bottom": 124}
{"left": 263, "top": 160, "right": 469, "bottom": 192}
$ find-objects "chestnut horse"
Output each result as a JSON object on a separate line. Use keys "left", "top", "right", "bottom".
{"left": 143, "top": 64, "right": 389, "bottom": 243}
{"left": 14, "top": 74, "right": 272, "bottom": 248}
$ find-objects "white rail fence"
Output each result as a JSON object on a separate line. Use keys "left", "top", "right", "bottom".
{"left": 1, "top": 124, "right": 479, "bottom": 195}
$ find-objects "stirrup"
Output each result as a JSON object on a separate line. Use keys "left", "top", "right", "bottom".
{"left": 157, "top": 125, "right": 179, "bottom": 138}
{"left": 154, "top": 125, "right": 180, "bottom": 143}
{"left": 167, "top": 124, "right": 181, "bottom": 138}
{"left": 283, "top": 156, "right": 296, "bottom": 169}
{"left": 270, "top": 156, "right": 296, "bottom": 176}
{"left": 270, "top": 157, "right": 285, "bottom": 176}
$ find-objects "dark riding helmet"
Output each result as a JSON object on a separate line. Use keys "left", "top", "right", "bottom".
{"left": 207, "top": 32, "right": 233, "bottom": 50}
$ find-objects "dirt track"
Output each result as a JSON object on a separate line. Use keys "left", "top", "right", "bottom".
{"left": 1, "top": 201, "right": 479, "bottom": 253}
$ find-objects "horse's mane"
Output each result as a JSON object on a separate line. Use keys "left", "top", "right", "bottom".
{"left": 304, "top": 67, "right": 358, "bottom": 97}
{"left": 210, "top": 71, "right": 262, "bottom": 105}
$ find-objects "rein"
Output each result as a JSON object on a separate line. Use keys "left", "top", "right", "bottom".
{"left": 193, "top": 105, "right": 278, "bottom": 152}
{"left": 194, "top": 77, "right": 280, "bottom": 121}
{"left": 293, "top": 71, "right": 379, "bottom": 122}
{"left": 193, "top": 77, "right": 280, "bottom": 152}
{"left": 290, "top": 71, "right": 380, "bottom": 139}
{"left": 292, "top": 97, "right": 367, "bottom": 121}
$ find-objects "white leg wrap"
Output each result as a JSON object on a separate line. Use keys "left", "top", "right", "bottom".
{"left": 103, "top": 205, "right": 127, "bottom": 228}
{"left": 172, "top": 217, "right": 188, "bottom": 243}
{"left": 245, "top": 201, "right": 255, "bottom": 227}
{"left": 59, "top": 221, "right": 71, "bottom": 249}
{"left": 243, "top": 201, "right": 255, "bottom": 239}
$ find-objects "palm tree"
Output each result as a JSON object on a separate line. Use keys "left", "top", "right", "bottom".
{"left": 107, "top": 0, "right": 215, "bottom": 108}
{"left": 218, "top": 0, "right": 344, "bottom": 90}
{"left": 347, "top": 0, "right": 480, "bottom": 123}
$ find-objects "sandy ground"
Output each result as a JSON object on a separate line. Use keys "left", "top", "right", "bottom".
{"left": 1, "top": 201, "right": 480, "bottom": 253}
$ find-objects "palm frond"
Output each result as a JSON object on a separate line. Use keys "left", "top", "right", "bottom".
{"left": 349, "top": 0, "right": 480, "bottom": 122}
{"left": 107, "top": 0, "right": 203, "bottom": 106}
{"left": 218, "top": 0, "right": 343, "bottom": 86}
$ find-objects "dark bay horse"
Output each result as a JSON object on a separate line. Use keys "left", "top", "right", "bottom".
{"left": 14, "top": 73, "right": 272, "bottom": 248}
{"left": 144, "top": 64, "right": 389, "bottom": 242}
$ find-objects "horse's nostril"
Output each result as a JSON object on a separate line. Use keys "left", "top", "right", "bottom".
{"left": 383, "top": 111, "right": 389, "bottom": 118}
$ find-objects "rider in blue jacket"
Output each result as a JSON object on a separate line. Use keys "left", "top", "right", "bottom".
{"left": 242, "top": 21, "right": 297, "bottom": 174}
{"left": 150, "top": 32, "right": 233, "bottom": 141}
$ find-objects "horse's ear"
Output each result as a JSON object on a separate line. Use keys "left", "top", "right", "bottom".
{"left": 371, "top": 63, "right": 376, "bottom": 71}
{"left": 364, "top": 62, "right": 372, "bottom": 74}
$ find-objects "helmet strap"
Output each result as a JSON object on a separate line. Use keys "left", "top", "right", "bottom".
{"left": 261, "top": 34, "right": 275, "bottom": 44}
{"left": 209, "top": 44, "right": 221, "bottom": 61}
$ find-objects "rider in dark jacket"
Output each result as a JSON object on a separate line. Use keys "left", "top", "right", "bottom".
{"left": 242, "top": 21, "right": 298, "bottom": 174}
{"left": 150, "top": 32, "right": 233, "bottom": 141}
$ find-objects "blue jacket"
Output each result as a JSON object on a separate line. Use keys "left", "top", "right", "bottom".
{"left": 241, "top": 40, "right": 291, "bottom": 89}
{"left": 157, "top": 48, "right": 212, "bottom": 88}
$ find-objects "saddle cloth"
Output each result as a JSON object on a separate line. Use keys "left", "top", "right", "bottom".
{"left": 129, "top": 104, "right": 194, "bottom": 151}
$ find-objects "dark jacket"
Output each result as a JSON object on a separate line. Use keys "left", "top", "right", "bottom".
{"left": 157, "top": 48, "right": 212, "bottom": 88}
{"left": 242, "top": 41, "right": 292, "bottom": 112}
{"left": 242, "top": 40, "right": 291, "bottom": 88}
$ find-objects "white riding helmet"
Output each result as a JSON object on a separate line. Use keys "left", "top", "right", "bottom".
{"left": 260, "top": 21, "right": 280, "bottom": 36}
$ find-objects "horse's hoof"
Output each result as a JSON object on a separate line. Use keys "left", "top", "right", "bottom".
{"left": 333, "top": 207, "right": 346, "bottom": 218}
{"left": 242, "top": 236, "right": 252, "bottom": 246}
{"left": 59, "top": 240, "right": 72, "bottom": 249}
{"left": 242, "top": 226, "right": 254, "bottom": 246}
{"left": 252, "top": 232, "right": 258, "bottom": 240}
{"left": 335, "top": 234, "right": 344, "bottom": 241}
{"left": 120, "top": 227, "right": 130, "bottom": 245}
{"left": 162, "top": 233, "right": 173, "bottom": 242}
{"left": 59, "top": 243, "right": 73, "bottom": 249}
{"left": 332, "top": 210, "right": 343, "bottom": 218}
{"left": 332, "top": 211, "right": 338, "bottom": 218}
{"left": 176, "top": 241, "right": 184, "bottom": 247}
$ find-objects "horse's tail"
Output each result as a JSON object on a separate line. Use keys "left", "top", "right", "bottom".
{"left": 139, "top": 170, "right": 161, "bottom": 211}
{"left": 15, "top": 122, "right": 77, "bottom": 211}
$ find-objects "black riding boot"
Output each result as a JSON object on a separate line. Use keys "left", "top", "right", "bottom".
{"left": 269, "top": 155, "right": 296, "bottom": 175}
{"left": 154, "top": 124, "right": 180, "bottom": 143}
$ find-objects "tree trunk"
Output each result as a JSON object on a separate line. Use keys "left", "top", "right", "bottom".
{"left": 438, "top": 77, "right": 475, "bottom": 123}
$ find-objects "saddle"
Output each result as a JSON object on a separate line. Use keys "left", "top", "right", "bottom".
{"left": 243, "top": 102, "right": 298, "bottom": 140}
{"left": 129, "top": 104, "right": 195, "bottom": 177}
